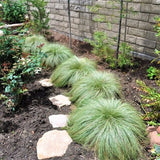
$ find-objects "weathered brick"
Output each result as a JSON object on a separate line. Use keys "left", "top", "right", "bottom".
{"left": 70, "top": 11, "right": 80, "bottom": 18}
{"left": 141, "top": 4, "right": 151, "bottom": 13}
{"left": 138, "top": 21, "right": 154, "bottom": 31}
{"left": 128, "top": 28, "right": 146, "bottom": 38}
{"left": 128, "top": 3, "right": 141, "bottom": 12}
{"left": 136, "top": 37, "right": 156, "bottom": 48}
{"left": 46, "top": 0, "right": 160, "bottom": 57}
{"left": 126, "top": 35, "right": 137, "bottom": 44}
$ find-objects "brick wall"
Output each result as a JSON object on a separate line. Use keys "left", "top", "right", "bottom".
{"left": 47, "top": 0, "right": 160, "bottom": 58}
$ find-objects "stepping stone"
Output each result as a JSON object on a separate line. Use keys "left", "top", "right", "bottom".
{"left": 157, "top": 126, "right": 160, "bottom": 134}
{"left": 38, "top": 79, "right": 53, "bottom": 87}
{"left": 37, "top": 130, "right": 72, "bottom": 160}
{"left": 49, "top": 114, "right": 69, "bottom": 128}
{"left": 147, "top": 126, "right": 160, "bottom": 147}
{"left": 49, "top": 95, "right": 71, "bottom": 108}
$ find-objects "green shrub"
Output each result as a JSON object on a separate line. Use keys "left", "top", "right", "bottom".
{"left": 69, "top": 71, "right": 121, "bottom": 105}
{"left": 22, "top": 34, "right": 47, "bottom": 53}
{"left": 137, "top": 80, "right": 160, "bottom": 121}
{"left": 0, "top": 43, "right": 45, "bottom": 110}
{"left": 2, "top": 0, "right": 27, "bottom": 23}
{"left": 147, "top": 66, "right": 159, "bottom": 80}
{"left": 26, "top": 0, "right": 49, "bottom": 33}
{"left": 85, "top": 31, "right": 114, "bottom": 58}
{"left": 50, "top": 56, "right": 97, "bottom": 87}
{"left": 42, "top": 43, "right": 73, "bottom": 68}
{"left": 68, "top": 98, "right": 147, "bottom": 160}
{"left": 106, "top": 42, "right": 134, "bottom": 69}
{"left": 0, "top": 28, "right": 24, "bottom": 75}
{"left": 137, "top": 17, "right": 160, "bottom": 122}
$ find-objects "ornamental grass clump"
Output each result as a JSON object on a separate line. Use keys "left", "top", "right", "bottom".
{"left": 68, "top": 98, "right": 147, "bottom": 160}
{"left": 69, "top": 71, "right": 121, "bottom": 105}
{"left": 50, "top": 56, "right": 97, "bottom": 87}
{"left": 22, "top": 35, "right": 47, "bottom": 53}
{"left": 42, "top": 43, "right": 73, "bottom": 68}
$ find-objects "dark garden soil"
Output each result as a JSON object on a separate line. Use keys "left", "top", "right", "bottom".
{"left": 0, "top": 31, "right": 159, "bottom": 160}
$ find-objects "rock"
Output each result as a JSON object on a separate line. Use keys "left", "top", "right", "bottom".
{"left": 148, "top": 131, "right": 160, "bottom": 147}
{"left": 49, "top": 114, "right": 69, "bottom": 128}
{"left": 38, "top": 79, "right": 53, "bottom": 87}
{"left": 37, "top": 130, "right": 72, "bottom": 160}
{"left": 49, "top": 95, "right": 71, "bottom": 108}
{"left": 147, "top": 126, "right": 156, "bottom": 132}
{"left": 157, "top": 126, "right": 160, "bottom": 134}
{"left": 147, "top": 126, "right": 160, "bottom": 147}
{"left": 0, "top": 134, "right": 5, "bottom": 141}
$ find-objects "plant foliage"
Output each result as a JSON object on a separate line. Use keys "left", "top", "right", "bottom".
{"left": 0, "top": 28, "right": 24, "bottom": 75}
{"left": 147, "top": 66, "right": 159, "bottom": 80}
{"left": 50, "top": 56, "right": 97, "bottom": 87}
{"left": 68, "top": 98, "right": 147, "bottom": 160}
{"left": 137, "top": 16, "right": 160, "bottom": 121}
{"left": 85, "top": 31, "right": 114, "bottom": 58}
{"left": 69, "top": 71, "right": 121, "bottom": 105}
{"left": 42, "top": 43, "right": 73, "bottom": 68}
{"left": 2, "top": 0, "right": 27, "bottom": 23}
{"left": 0, "top": 43, "right": 45, "bottom": 110}
{"left": 137, "top": 80, "right": 160, "bottom": 121}
{"left": 106, "top": 42, "right": 134, "bottom": 69}
{"left": 22, "top": 34, "right": 47, "bottom": 53}
{"left": 26, "top": 0, "right": 49, "bottom": 33}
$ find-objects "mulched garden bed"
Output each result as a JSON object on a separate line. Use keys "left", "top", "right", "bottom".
{"left": 0, "top": 31, "right": 158, "bottom": 160}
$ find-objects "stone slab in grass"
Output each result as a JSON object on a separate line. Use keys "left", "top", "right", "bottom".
{"left": 37, "top": 130, "right": 72, "bottom": 160}
{"left": 49, "top": 114, "right": 69, "bottom": 128}
{"left": 38, "top": 79, "right": 53, "bottom": 87}
{"left": 49, "top": 95, "right": 71, "bottom": 108}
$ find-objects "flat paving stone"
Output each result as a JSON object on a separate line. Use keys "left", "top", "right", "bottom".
{"left": 37, "top": 130, "right": 72, "bottom": 160}
{"left": 49, "top": 95, "right": 71, "bottom": 108}
{"left": 147, "top": 126, "right": 160, "bottom": 147}
{"left": 49, "top": 114, "right": 69, "bottom": 128}
{"left": 38, "top": 79, "right": 53, "bottom": 87}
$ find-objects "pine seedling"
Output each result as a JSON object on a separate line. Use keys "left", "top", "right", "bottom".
{"left": 50, "top": 56, "right": 97, "bottom": 87}
{"left": 68, "top": 98, "right": 147, "bottom": 160}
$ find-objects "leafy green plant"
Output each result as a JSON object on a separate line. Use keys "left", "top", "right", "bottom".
{"left": 68, "top": 71, "right": 121, "bottom": 105}
{"left": 106, "top": 42, "right": 134, "bottom": 69}
{"left": 137, "top": 17, "right": 160, "bottom": 121}
{"left": 137, "top": 80, "right": 160, "bottom": 121}
{"left": 0, "top": 3, "right": 3, "bottom": 22}
{"left": 50, "top": 56, "right": 97, "bottom": 87}
{"left": 153, "top": 16, "right": 160, "bottom": 65}
{"left": 68, "top": 98, "right": 147, "bottom": 160}
{"left": 154, "top": 16, "right": 160, "bottom": 38}
{"left": 42, "top": 43, "right": 73, "bottom": 68}
{"left": 26, "top": 0, "right": 49, "bottom": 33}
{"left": 147, "top": 66, "right": 159, "bottom": 80}
{"left": 85, "top": 31, "right": 114, "bottom": 58}
{"left": 1, "top": 43, "right": 45, "bottom": 110}
{"left": 151, "top": 144, "right": 160, "bottom": 160}
{"left": 0, "top": 28, "right": 24, "bottom": 75}
{"left": 22, "top": 34, "right": 47, "bottom": 53}
{"left": 2, "top": 0, "right": 27, "bottom": 23}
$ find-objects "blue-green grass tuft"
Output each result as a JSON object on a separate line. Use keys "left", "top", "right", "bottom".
{"left": 50, "top": 56, "right": 97, "bottom": 87}
{"left": 42, "top": 43, "right": 73, "bottom": 68}
{"left": 68, "top": 71, "right": 121, "bottom": 105}
{"left": 22, "top": 34, "right": 47, "bottom": 53}
{"left": 68, "top": 98, "right": 147, "bottom": 160}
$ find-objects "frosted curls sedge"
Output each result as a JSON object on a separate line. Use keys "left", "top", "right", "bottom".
{"left": 0, "top": 30, "right": 4, "bottom": 36}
